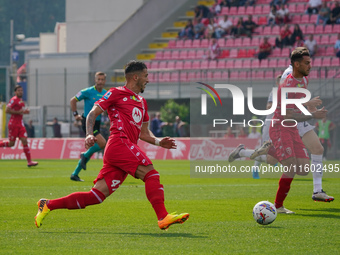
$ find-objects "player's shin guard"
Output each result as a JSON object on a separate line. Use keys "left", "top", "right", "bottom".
{"left": 23, "top": 144, "right": 32, "bottom": 162}
{"left": 275, "top": 174, "right": 294, "bottom": 208}
{"left": 47, "top": 188, "right": 106, "bottom": 210}
{"left": 144, "top": 170, "right": 168, "bottom": 220}
{"left": 0, "top": 141, "right": 9, "bottom": 147}
{"left": 311, "top": 154, "right": 323, "bottom": 193}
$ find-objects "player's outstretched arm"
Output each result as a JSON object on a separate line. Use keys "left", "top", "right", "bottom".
{"left": 285, "top": 107, "right": 327, "bottom": 122}
{"left": 140, "top": 122, "right": 177, "bottom": 149}
{"left": 85, "top": 105, "right": 103, "bottom": 149}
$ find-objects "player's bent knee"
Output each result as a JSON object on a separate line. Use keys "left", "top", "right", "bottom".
{"left": 310, "top": 144, "right": 324, "bottom": 155}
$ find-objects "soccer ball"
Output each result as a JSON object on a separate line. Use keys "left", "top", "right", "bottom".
{"left": 252, "top": 201, "right": 277, "bottom": 225}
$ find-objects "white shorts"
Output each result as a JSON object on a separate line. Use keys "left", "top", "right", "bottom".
{"left": 297, "top": 121, "right": 315, "bottom": 137}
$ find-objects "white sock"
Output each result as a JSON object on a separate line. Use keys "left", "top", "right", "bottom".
{"left": 311, "top": 154, "right": 323, "bottom": 193}
{"left": 239, "top": 149, "right": 254, "bottom": 158}
{"left": 254, "top": 155, "right": 267, "bottom": 163}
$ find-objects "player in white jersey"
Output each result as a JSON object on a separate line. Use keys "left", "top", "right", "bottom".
{"left": 229, "top": 47, "right": 334, "bottom": 202}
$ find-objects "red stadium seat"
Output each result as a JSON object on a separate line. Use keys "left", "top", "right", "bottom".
{"left": 310, "top": 15, "right": 317, "bottom": 24}
{"left": 264, "top": 70, "right": 274, "bottom": 80}
{"left": 220, "top": 50, "right": 229, "bottom": 58}
{"left": 221, "top": 71, "right": 229, "bottom": 80}
{"left": 300, "top": 15, "right": 310, "bottom": 24}
{"left": 320, "top": 35, "right": 330, "bottom": 45}
{"left": 221, "top": 7, "right": 229, "bottom": 15}
{"left": 322, "top": 57, "right": 331, "bottom": 66}
{"left": 184, "top": 40, "right": 192, "bottom": 48}
{"left": 175, "top": 60, "right": 183, "bottom": 69}
{"left": 170, "top": 71, "right": 179, "bottom": 82}
{"left": 251, "top": 37, "right": 260, "bottom": 46}
{"left": 258, "top": 16, "right": 267, "bottom": 25}
{"left": 226, "top": 60, "right": 234, "bottom": 68}
{"left": 239, "top": 71, "right": 248, "bottom": 80}
{"left": 277, "top": 58, "right": 287, "bottom": 67}
{"left": 201, "top": 60, "right": 209, "bottom": 69}
{"left": 238, "top": 49, "right": 247, "bottom": 58}
{"left": 144, "top": 61, "right": 151, "bottom": 69}
{"left": 213, "top": 71, "right": 222, "bottom": 80}
{"left": 187, "top": 71, "right": 197, "bottom": 81}
{"left": 229, "top": 7, "right": 237, "bottom": 15}
{"left": 160, "top": 72, "right": 170, "bottom": 82}
{"left": 150, "top": 61, "right": 159, "bottom": 70}
{"left": 325, "top": 46, "right": 334, "bottom": 56}
{"left": 163, "top": 51, "right": 171, "bottom": 59}
{"left": 333, "top": 25, "right": 340, "bottom": 33}
{"left": 296, "top": 3, "right": 306, "bottom": 13}
{"left": 230, "top": 71, "right": 239, "bottom": 79}
{"left": 247, "top": 48, "right": 256, "bottom": 57}
{"left": 158, "top": 61, "right": 167, "bottom": 69}
{"left": 246, "top": 6, "right": 254, "bottom": 14}
{"left": 290, "top": 15, "right": 301, "bottom": 24}
{"left": 331, "top": 57, "right": 340, "bottom": 67}
{"left": 175, "top": 40, "right": 184, "bottom": 48}
{"left": 179, "top": 50, "right": 188, "bottom": 60}
{"left": 242, "top": 37, "right": 251, "bottom": 47}
{"left": 254, "top": 26, "right": 263, "bottom": 35}
{"left": 308, "top": 70, "right": 318, "bottom": 79}
{"left": 217, "top": 59, "right": 226, "bottom": 69}
{"left": 330, "top": 34, "right": 338, "bottom": 44}
{"left": 313, "top": 35, "right": 321, "bottom": 44}
{"left": 171, "top": 50, "right": 179, "bottom": 60}
{"left": 234, "top": 38, "right": 242, "bottom": 46}
{"left": 254, "top": 6, "right": 262, "bottom": 15}
{"left": 217, "top": 38, "right": 226, "bottom": 47}
{"left": 305, "top": 24, "right": 315, "bottom": 34}
{"left": 289, "top": 4, "right": 297, "bottom": 13}
{"left": 167, "top": 61, "right": 176, "bottom": 69}
{"left": 238, "top": 6, "right": 246, "bottom": 15}
{"left": 180, "top": 71, "right": 188, "bottom": 82}
{"left": 262, "top": 5, "right": 270, "bottom": 14}
{"left": 324, "top": 25, "right": 333, "bottom": 34}
{"left": 234, "top": 59, "right": 243, "bottom": 68}
{"left": 201, "top": 39, "right": 209, "bottom": 48}
{"left": 260, "top": 59, "right": 269, "bottom": 68}
{"left": 281, "top": 48, "right": 290, "bottom": 57}
{"left": 271, "top": 48, "right": 281, "bottom": 57}
{"left": 167, "top": 40, "right": 176, "bottom": 48}
{"left": 226, "top": 38, "right": 234, "bottom": 47}
{"left": 312, "top": 58, "right": 322, "bottom": 67}
{"left": 187, "top": 50, "right": 196, "bottom": 59}
{"left": 263, "top": 26, "right": 272, "bottom": 35}
{"left": 269, "top": 59, "right": 278, "bottom": 68}
{"left": 315, "top": 25, "right": 323, "bottom": 34}
{"left": 327, "top": 69, "right": 340, "bottom": 79}
{"left": 252, "top": 59, "right": 260, "bottom": 68}
{"left": 192, "top": 60, "right": 201, "bottom": 69}
{"left": 229, "top": 49, "right": 238, "bottom": 58}
{"left": 208, "top": 60, "right": 218, "bottom": 69}
{"left": 192, "top": 39, "right": 200, "bottom": 48}
{"left": 268, "top": 37, "right": 275, "bottom": 46}
{"left": 271, "top": 26, "right": 280, "bottom": 35}
{"left": 243, "top": 59, "right": 252, "bottom": 68}
{"left": 183, "top": 60, "right": 192, "bottom": 69}
{"left": 154, "top": 51, "right": 163, "bottom": 60}
{"left": 196, "top": 49, "right": 205, "bottom": 59}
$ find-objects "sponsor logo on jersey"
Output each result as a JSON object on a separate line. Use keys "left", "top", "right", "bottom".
{"left": 103, "top": 91, "right": 112, "bottom": 99}
{"left": 132, "top": 107, "right": 142, "bottom": 123}
{"left": 123, "top": 97, "right": 127, "bottom": 101}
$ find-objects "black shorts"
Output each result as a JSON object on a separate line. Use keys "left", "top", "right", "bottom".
{"left": 81, "top": 115, "right": 101, "bottom": 136}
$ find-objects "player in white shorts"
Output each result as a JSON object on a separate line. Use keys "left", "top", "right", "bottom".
{"left": 229, "top": 49, "right": 334, "bottom": 202}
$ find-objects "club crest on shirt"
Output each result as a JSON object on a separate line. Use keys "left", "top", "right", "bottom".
{"left": 132, "top": 107, "right": 142, "bottom": 123}
{"left": 130, "top": 95, "right": 141, "bottom": 102}
{"left": 286, "top": 147, "right": 292, "bottom": 155}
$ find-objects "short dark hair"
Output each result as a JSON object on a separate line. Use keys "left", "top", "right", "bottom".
{"left": 14, "top": 85, "right": 22, "bottom": 91}
{"left": 290, "top": 47, "right": 310, "bottom": 65}
{"left": 125, "top": 60, "right": 147, "bottom": 75}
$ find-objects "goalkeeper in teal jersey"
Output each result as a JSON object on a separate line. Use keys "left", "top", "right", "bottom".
{"left": 69, "top": 72, "right": 107, "bottom": 181}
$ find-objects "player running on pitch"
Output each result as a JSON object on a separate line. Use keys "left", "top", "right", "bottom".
{"left": 35, "top": 61, "right": 189, "bottom": 230}
{"left": 0, "top": 85, "right": 38, "bottom": 167}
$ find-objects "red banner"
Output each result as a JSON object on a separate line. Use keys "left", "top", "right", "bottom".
{"left": 0, "top": 138, "right": 261, "bottom": 160}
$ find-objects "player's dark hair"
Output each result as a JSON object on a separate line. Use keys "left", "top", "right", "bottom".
{"left": 290, "top": 47, "right": 310, "bottom": 65}
{"left": 125, "top": 60, "right": 147, "bottom": 75}
{"left": 14, "top": 85, "right": 22, "bottom": 91}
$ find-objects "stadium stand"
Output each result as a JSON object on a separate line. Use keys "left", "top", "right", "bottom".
{"left": 138, "top": 0, "right": 339, "bottom": 83}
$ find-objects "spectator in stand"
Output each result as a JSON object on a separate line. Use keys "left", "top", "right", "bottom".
{"left": 334, "top": 33, "right": 340, "bottom": 58}
{"left": 237, "top": 127, "right": 248, "bottom": 138}
{"left": 316, "top": 2, "right": 331, "bottom": 26}
{"left": 224, "top": 126, "right": 235, "bottom": 138}
{"left": 173, "top": 116, "right": 187, "bottom": 137}
{"left": 215, "top": 15, "right": 233, "bottom": 38}
{"left": 315, "top": 117, "right": 336, "bottom": 160}
{"left": 294, "top": 36, "right": 305, "bottom": 48}
{"left": 205, "top": 38, "right": 221, "bottom": 59}
{"left": 206, "top": 18, "right": 218, "bottom": 39}
{"left": 270, "top": 0, "right": 287, "bottom": 8}
{"left": 329, "top": 2, "right": 340, "bottom": 25}
{"left": 306, "top": 0, "right": 322, "bottom": 15}
{"left": 178, "top": 19, "right": 194, "bottom": 39}
{"left": 257, "top": 37, "right": 272, "bottom": 61}
{"left": 275, "top": 35, "right": 284, "bottom": 49}
{"left": 25, "top": 120, "right": 35, "bottom": 138}
{"left": 211, "top": 0, "right": 222, "bottom": 16}
{"left": 280, "top": 24, "right": 292, "bottom": 46}
{"left": 276, "top": 4, "right": 290, "bottom": 24}
{"left": 304, "top": 34, "right": 317, "bottom": 56}
{"left": 151, "top": 112, "right": 167, "bottom": 137}
{"left": 194, "top": 5, "right": 212, "bottom": 23}
{"left": 268, "top": 5, "right": 278, "bottom": 26}
{"left": 290, "top": 24, "right": 304, "bottom": 46}
{"left": 194, "top": 18, "right": 206, "bottom": 39}
{"left": 248, "top": 126, "right": 261, "bottom": 139}
{"left": 231, "top": 17, "right": 244, "bottom": 38}
{"left": 242, "top": 14, "right": 258, "bottom": 38}
{"left": 220, "top": 0, "right": 231, "bottom": 9}
{"left": 52, "top": 117, "right": 62, "bottom": 138}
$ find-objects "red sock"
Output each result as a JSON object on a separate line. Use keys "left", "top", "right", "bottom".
{"left": 47, "top": 188, "right": 106, "bottom": 210}
{"left": 144, "top": 170, "right": 168, "bottom": 220}
{"left": 0, "top": 141, "right": 9, "bottom": 147}
{"left": 275, "top": 174, "right": 294, "bottom": 208}
{"left": 268, "top": 146, "right": 279, "bottom": 161}
{"left": 23, "top": 144, "right": 32, "bottom": 162}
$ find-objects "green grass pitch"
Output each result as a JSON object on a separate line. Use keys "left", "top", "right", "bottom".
{"left": 1, "top": 159, "right": 340, "bottom": 254}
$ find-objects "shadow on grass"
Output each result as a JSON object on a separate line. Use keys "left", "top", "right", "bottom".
{"left": 297, "top": 208, "right": 340, "bottom": 219}
{"left": 41, "top": 232, "right": 206, "bottom": 238}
